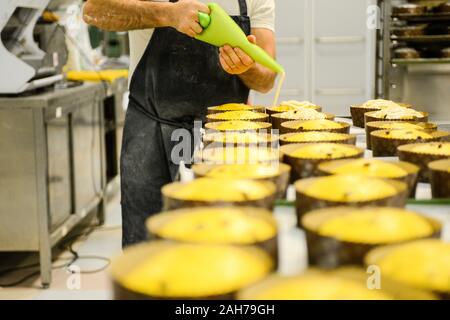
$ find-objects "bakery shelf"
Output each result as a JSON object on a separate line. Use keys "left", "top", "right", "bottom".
{"left": 392, "top": 57, "right": 450, "bottom": 64}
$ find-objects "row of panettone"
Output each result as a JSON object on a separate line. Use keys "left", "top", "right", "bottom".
{"left": 110, "top": 100, "right": 450, "bottom": 300}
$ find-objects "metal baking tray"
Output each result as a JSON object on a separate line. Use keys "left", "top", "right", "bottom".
{"left": 392, "top": 57, "right": 450, "bottom": 64}
{"left": 391, "top": 34, "right": 450, "bottom": 43}
{"left": 392, "top": 12, "right": 450, "bottom": 22}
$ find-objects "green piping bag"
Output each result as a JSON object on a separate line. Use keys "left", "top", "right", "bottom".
{"left": 196, "top": 3, "right": 284, "bottom": 73}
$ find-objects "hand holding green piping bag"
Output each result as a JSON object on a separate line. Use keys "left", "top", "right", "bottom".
{"left": 196, "top": 3, "right": 284, "bottom": 74}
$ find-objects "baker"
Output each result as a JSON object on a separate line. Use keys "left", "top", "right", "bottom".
{"left": 83, "top": 0, "right": 277, "bottom": 246}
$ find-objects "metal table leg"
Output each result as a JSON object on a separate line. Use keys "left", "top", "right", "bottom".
{"left": 34, "top": 109, "right": 52, "bottom": 288}
{"left": 98, "top": 88, "right": 107, "bottom": 226}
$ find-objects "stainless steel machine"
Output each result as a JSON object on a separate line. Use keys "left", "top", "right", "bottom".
{"left": 0, "top": 0, "right": 63, "bottom": 93}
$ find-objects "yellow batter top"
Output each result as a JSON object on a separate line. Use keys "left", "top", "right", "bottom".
{"left": 150, "top": 208, "right": 276, "bottom": 244}
{"left": 270, "top": 101, "right": 320, "bottom": 112}
{"left": 205, "top": 164, "right": 281, "bottom": 179}
{"left": 372, "top": 129, "right": 433, "bottom": 140}
{"left": 323, "top": 159, "right": 408, "bottom": 178}
{"left": 360, "top": 99, "right": 402, "bottom": 109}
{"left": 370, "top": 106, "right": 424, "bottom": 120}
{"left": 318, "top": 208, "right": 434, "bottom": 244}
{"left": 244, "top": 274, "right": 391, "bottom": 300}
{"left": 285, "top": 119, "right": 345, "bottom": 130}
{"left": 375, "top": 122, "right": 423, "bottom": 130}
{"left": 301, "top": 175, "right": 399, "bottom": 202}
{"left": 281, "top": 100, "right": 320, "bottom": 108}
{"left": 200, "top": 146, "right": 279, "bottom": 164}
{"left": 118, "top": 243, "right": 273, "bottom": 298}
{"left": 282, "top": 131, "right": 350, "bottom": 143}
{"left": 204, "top": 132, "right": 275, "bottom": 144}
{"left": 275, "top": 109, "right": 327, "bottom": 120}
{"left": 206, "top": 120, "right": 271, "bottom": 131}
{"left": 166, "top": 178, "right": 275, "bottom": 202}
{"left": 209, "top": 103, "right": 254, "bottom": 111}
{"left": 430, "top": 160, "right": 450, "bottom": 173}
{"left": 288, "top": 143, "right": 361, "bottom": 160}
{"left": 208, "top": 111, "right": 267, "bottom": 121}
{"left": 406, "top": 142, "right": 450, "bottom": 156}
{"left": 371, "top": 239, "right": 450, "bottom": 292}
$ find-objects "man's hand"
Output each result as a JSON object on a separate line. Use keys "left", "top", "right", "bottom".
{"left": 169, "top": 0, "right": 210, "bottom": 38}
{"left": 219, "top": 35, "right": 256, "bottom": 75}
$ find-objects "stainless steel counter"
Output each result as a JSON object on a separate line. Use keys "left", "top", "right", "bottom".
{"left": 0, "top": 82, "right": 107, "bottom": 287}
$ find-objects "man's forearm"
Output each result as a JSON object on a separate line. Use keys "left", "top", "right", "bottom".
{"left": 238, "top": 64, "right": 277, "bottom": 94}
{"left": 83, "top": 0, "right": 173, "bottom": 31}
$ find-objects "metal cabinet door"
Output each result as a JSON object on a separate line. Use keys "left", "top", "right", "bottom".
{"left": 312, "top": 0, "right": 375, "bottom": 115}
{"left": 47, "top": 115, "right": 73, "bottom": 229}
{"left": 253, "top": 0, "right": 306, "bottom": 106}
{"left": 72, "top": 102, "right": 102, "bottom": 214}
{"left": 0, "top": 109, "right": 40, "bottom": 250}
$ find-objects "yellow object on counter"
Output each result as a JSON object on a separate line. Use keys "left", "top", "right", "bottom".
{"left": 280, "top": 100, "right": 320, "bottom": 108}
{"left": 199, "top": 146, "right": 279, "bottom": 164}
{"left": 269, "top": 105, "right": 299, "bottom": 113}
{"left": 270, "top": 101, "right": 321, "bottom": 112}
{"left": 408, "top": 142, "right": 450, "bottom": 156}
{"left": 282, "top": 131, "right": 350, "bottom": 143}
{"left": 115, "top": 242, "right": 273, "bottom": 298}
{"left": 66, "top": 69, "right": 129, "bottom": 82}
{"left": 208, "top": 111, "right": 268, "bottom": 121}
{"left": 148, "top": 207, "right": 276, "bottom": 245}
{"left": 165, "top": 178, "right": 275, "bottom": 202}
{"left": 367, "top": 239, "right": 450, "bottom": 293}
{"left": 318, "top": 208, "right": 434, "bottom": 244}
{"left": 373, "top": 129, "right": 433, "bottom": 140}
{"left": 376, "top": 122, "right": 424, "bottom": 130}
{"left": 370, "top": 106, "right": 425, "bottom": 120}
{"left": 303, "top": 175, "right": 398, "bottom": 202}
{"left": 275, "top": 109, "right": 326, "bottom": 120}
{"left": 203, "top": 132, "right": 276, "bottom": 145}
{"left": 209, "top": 103, "right": 254, "bottom": 112}
{"left": 239, "top": 273, "right": 391, "bottom": 300}
{"left": 325, "top": 159, "right": 408, "bottom": 178}
{"left": 360, "top": 99, "right": 403, "bottom": 109}
{"left": 288, "top": 143, "right": 361, "bottom": 160}
{"left": 205, "top": 163, "right": 281, "bottom": 179}
{"left": 206, "top": 120, "right": 271, "bottom": 131}
{"left": 287, "top": 119, "right": 345, "bottom": 130}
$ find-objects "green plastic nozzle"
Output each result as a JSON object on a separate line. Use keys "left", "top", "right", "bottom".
{"left": 196, "top": 3, "right": 284, "bottom": 74}
{"left": 198, "top": 12, "right": 211, "bottom": 28}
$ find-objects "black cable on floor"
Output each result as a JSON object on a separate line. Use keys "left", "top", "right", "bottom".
{"left": 66, "top": 243, "right": 111, "bottom": 274}
{"left": 0, "top": 224, "right": 118, "bottom": 287}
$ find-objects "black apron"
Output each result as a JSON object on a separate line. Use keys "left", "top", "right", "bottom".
{"left": 121, "top": 0, "right": 251, "bottom": 247}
